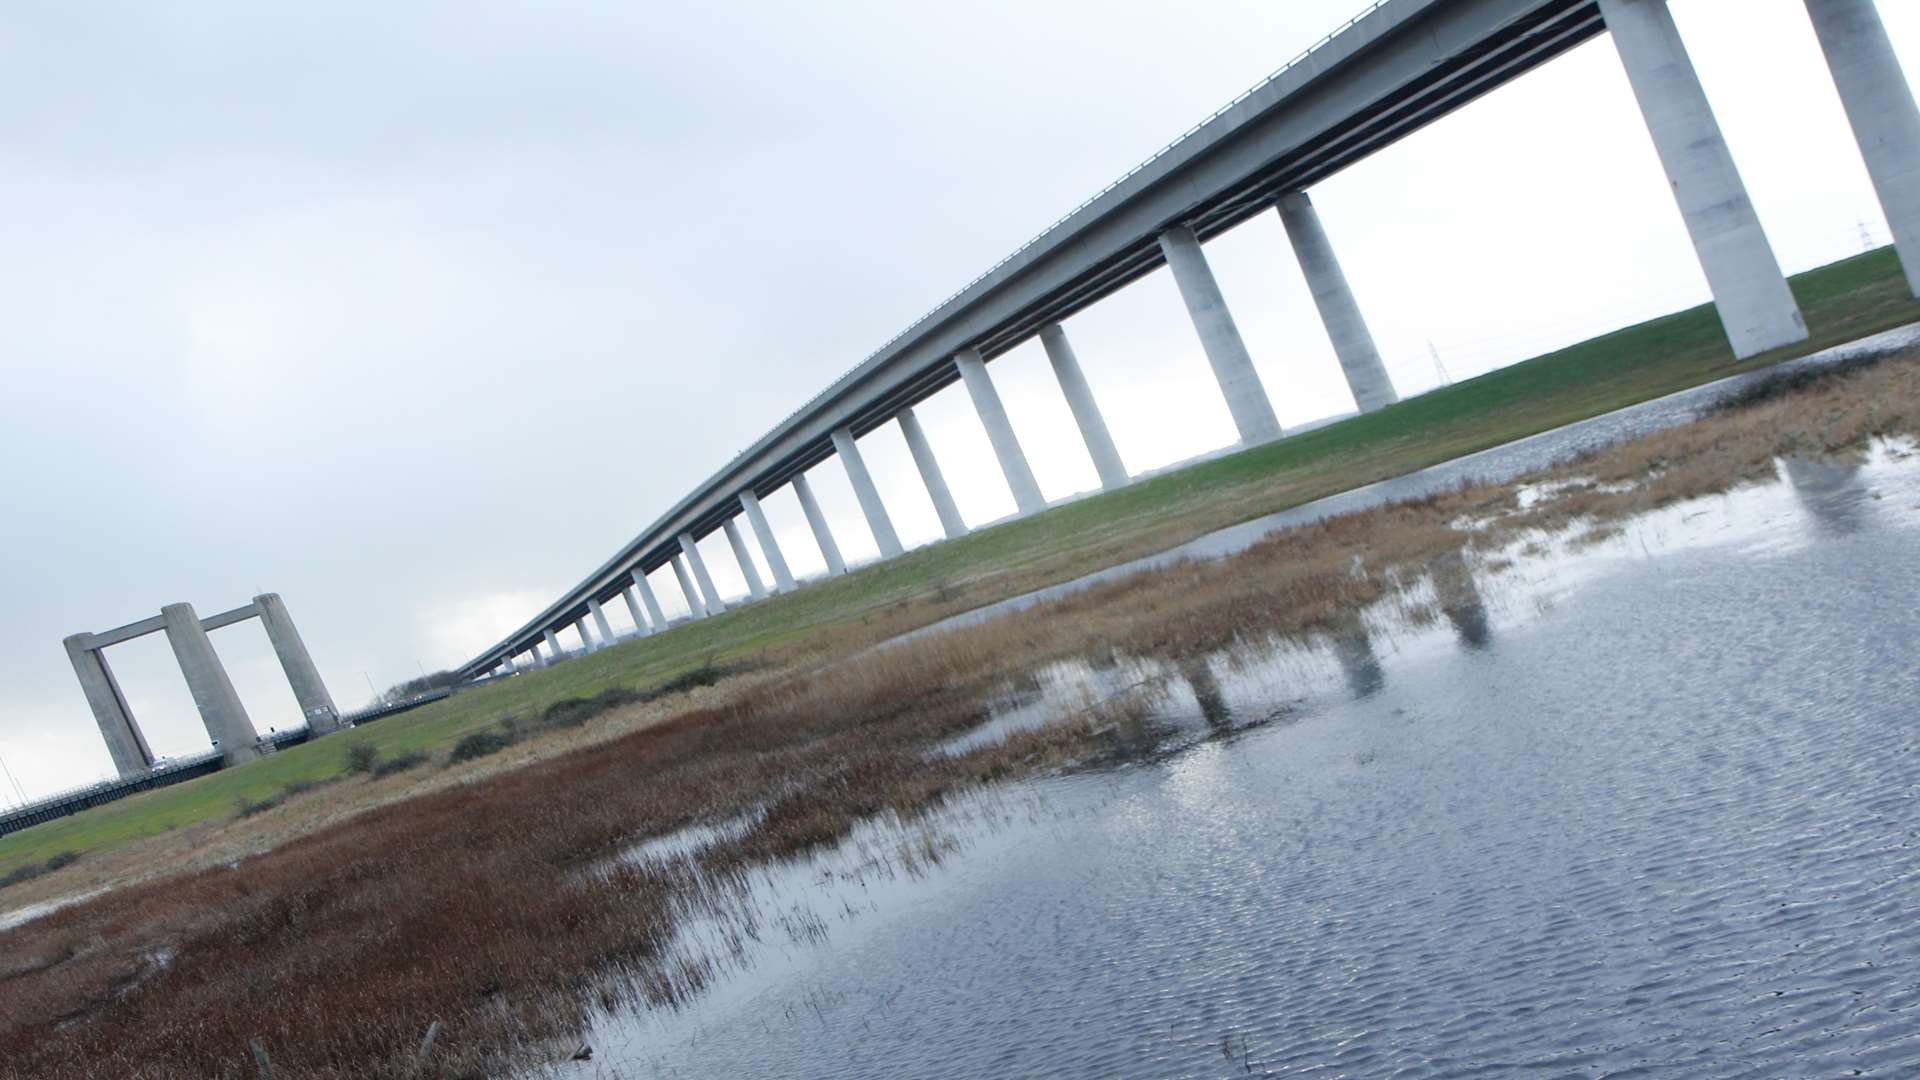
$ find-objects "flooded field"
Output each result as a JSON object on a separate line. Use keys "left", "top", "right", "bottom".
{"left": 571, "top": 442, "right": 1920, "bottom": 1078}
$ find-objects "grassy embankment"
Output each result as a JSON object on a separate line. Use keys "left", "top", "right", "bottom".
{"left": 4, "top": 337, "right": 1916, "bottom": 1079}
{"left": 2, "top": 247, "right": 1915, "bottom": 873}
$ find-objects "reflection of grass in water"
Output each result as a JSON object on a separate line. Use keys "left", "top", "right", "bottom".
{"left": 6, "top": 309, "right": 1920, "bottom": 1074}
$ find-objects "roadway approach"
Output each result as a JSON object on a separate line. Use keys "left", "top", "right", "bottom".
{"left": 459, "top": 0, "right": 1920, "bottom": 680}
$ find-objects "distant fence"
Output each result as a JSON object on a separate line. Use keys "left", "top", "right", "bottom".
{"left": 0, "top": 685, "right": 476, "bottom": 840}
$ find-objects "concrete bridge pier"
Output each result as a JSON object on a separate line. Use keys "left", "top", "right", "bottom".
{"left": 500, "top": 651, "right": 519, "bottom": 676}
{"left": 1807, "top": 0, "right": 1920, "bottom": 297}
{"left": 633, "top": 568, "right": 669, "bottom": 630}
{"left": 955, "top": 349, "right": 1046, "bottom": 515}
{"left": 622, "top": 583, "right": 653, "bottom": 636}
{"left": 572, "top": 617, "right": 594, "bottom": 654}
{"left": 161, "top": 602, "right": 260, "bottom": 767}
{"left": 1158, "top": 225, "right": 1283, "bottom": 445}
{"left": 677, "top": 537, "right": 727, "bottom": 616}
{"left": 1039, "top": 323, "right": 1130, "bottom": 490}
{"left": 588, "top": 599, "right": 615, "bottom": 650}
{"left": 723, "top": 518, "right": 769, "bottom": 600}
{"left": 63, "top": 634, "right": 154, "bottom": 779}
{"left": 254, "top": 593, "right": 340, "bottom": 734}
{"left": 898, "top": 406, "right": 969, "bottom": 539}
{"left": 740, "top": 491, "right": 797, "bottom": 592}
{"left": 793, "top": 473, "right": 848, "bottom": 576}
{"left": 1600, "top": 0, "right": 1807, "bottom": 359}
{"left": 543, "top": 628, "right": 562, "bottom": 664}
{"left": 831, "top": 427, "right": 905, "bottom": 558}
{"left": 1276, "top": 192, "right": 1399, "bottom": 413}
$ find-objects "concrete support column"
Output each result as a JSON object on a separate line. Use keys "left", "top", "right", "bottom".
{"left": 830, "top": 427, "right": 905, "bottom": 558}
{"left": 254, "top": 593, "right": 339, "bottom": 735}
{"left": 722, "top": 519, "right": 769, "bottom": 600}
{"left": 793, "top": 473, "right": 847, "bottom": 576}
{"left": 740, "top": 491, "right": 797, "bottom": 592}
{"left": 1158, "top": 225, "right": 1284, "bottom": 444}
{"left": 1600, "top": 0, "right": 1807, "bottom": 358}
{"left": 501, "top": 652, "right": 519, "bottom": 676}
{"left": 63, "top": 635, "right": 153, "bottom": 779}
{"left": 573, "top": 617, "right": 594, "bottom": 654}
{"left": 1275, "top": 192, "right": 1399, "bottom": 413}
{"left": 1807, "top": 0, "right": 1920, "bottom": 297}
{"left": 161, "top": 602, "right": 260, "bottom": 767}
{"left": 1037, "top": 324, "right": 1130, "bottom": 489}
{"left": 543, "top": 628, "right": 562, "bottom": 663}
{"left": 897, "top": 407, "right": 969, "bottom": 539}
{"left": 669, "top": 552, "right": 708, "bottom": 619}
{"left": 633, "top": 568, "right": 669, "bottom": 631}
{"left": 622, "top": 584, "right": 652, "bottom": 637}
{"left": 679, "top": 535, "right": 728, "bottom": 615}
{"left": 589, "top": 599, "right": 615, "bottom": 650}
{"left": 954, "top": 349, "right": 1047, "bottom": 515}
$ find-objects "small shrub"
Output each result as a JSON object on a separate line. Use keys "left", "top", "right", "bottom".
{"left": 371, "top": 751, "right": 430, "bottom": 779}
{"left": 448, "top": 731, "right": 515, "bottom": 765}
{"left": 345, "top": 744, "right": 379, "bottom": 775}
{"left": 0, "top": 852, "right": 80, "bottom": 893}
{"left": 233, "top": 794, "right": 283, "bottom": 819}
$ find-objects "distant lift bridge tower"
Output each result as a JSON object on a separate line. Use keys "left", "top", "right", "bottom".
{"left": 62, "top": 593, "right": 340, "bottom": 778}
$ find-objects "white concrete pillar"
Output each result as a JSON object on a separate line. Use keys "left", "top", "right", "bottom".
{"left": 1158, "top": 225, "right": 1284, "bottom": 444}
{"left": 954, "top": 349, "right": 1047, "bottom": 515}
{"left": 669, "top": 551, "right": 708, "bottom": 619}
{"left": 254, "top": 593, "right": 340, "bottom": 735}
{"left": 589, "top": 598, "right": 615, "bottom": 650}
{"left": 831, "top": 427, "right": 904, "bottom": 558}
{"left": 501, "top": 651, "right": 518, "bottom": 675}
{"left": 1037, "top": 324, "right": 1130, "bottom": 489}
{"left": 161, "top": 602, "right": 260, "bottom": 767}
{"left": 793, "top": 472, "right": 847, "bottom": 576}
{"left": 740, "top": 491, "right": 797, "bottom": 592}
{"left": 1807, "top": 0, "right": 1920, "bottom": 297}
{"left": 64, "top": 634, "right": 154, "bottom": 779}
{"left": 573, "top": 617, "right": 594, "bottom": 654}
{"left": 633, "top": 567, "right": 669, "bottom": 631}
{"left": 1275, "top": 192, "right": 1399, "bottom": 413}
{"left": 721, "top": 518, "right": 769, "bottom": 600}
{"left": 897, "top": 406, "right": 969, "bottom": 539}
{"left": 543, "top": 627, "right": 563, "bottom": 662}
{"left": 1600, "top": 0, "right": 1807, "bottom": 358}
{"left": 678, "top": 534, "right": 728, "bottom": 615}
{"left": 622, "top": 583, "right": 652, "bottom": 637}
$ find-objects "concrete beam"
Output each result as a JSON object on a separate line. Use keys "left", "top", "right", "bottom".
{"left": 254, "top": 593, "right": 339, "bottom": 736}
{"left": 898, "top": 406, "right": 968, "bottom": 539}
{"left": 722, "top": 518, "right": 769, "bottom": 600}
{"left": 1276, "top": 191, "right": 1399, "bottom": 413}
{"left": 831, "top": 427, "right": 904, "bottom": 558}
{"left": 1807, "top": 0, "right": 1920, "bottom": 297}
{"left": 633, "top": 568, "right": 668, "bottom": 631}
{"left": 1600, "top": 0, "right": 1807, "bottom": 358}
{"left": 87, "top": 613, "right": 167, "bottom": 650}
{"left": 161, "top": 602, "right": 260, "bottom": 767}
{"left": 198, "top": 603, "right": 261, "bottom": 633}
{"left": 955, "top": 349, "right": 1047, "bottom": 515}
{"left": 1038, "top": 323, "right": 1130, "bottom": 489}
{"left": 589, "top": 598, "right": 615, "bottom": 650}
{"left": 1158, "top": 225, "right": 1283, "bottom": 444}
{"left": 740, "top": 491, "right": 797, "bottom": 592}
{"left": 793, "top": 473, "right": 847, "bottom": 577}
{"left": 622, "top": 583, "right": 653, "bottom": 637}
{"left": 63, "top": 634, "right": 154, "bottom": 780}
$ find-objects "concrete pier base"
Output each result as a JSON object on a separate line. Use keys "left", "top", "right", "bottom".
{"left": 1159, "top": 225, "right": 1283, "bottom": 444}
{"left": 63, "top": 634, "right": 153, "bottom": 779}
{"left": 793, "top": 473, "right": 847, "bottom": 576}
{"left": 161, "top": 602, "right": 260, "bottom": 766}
{"left": 723, "top": 518, "right": 769, "bottom": 600}
{"left": 955, "top": 349, "right": 1046, "bottom": 515}
{"left": 589, "top": 599, "right": 614, "bottom": 650}
{"left": 622, "top": 584, "right": 652, "bottom": 636}
{"left": 1807, "top": 0, "right": 1920, "bottom": 297}
{"left": 740, "top": 491, "right": 797, "bottom": 592}
{"left": 898, "top": 407, "right": 968, "bottom": 539}
{"left": 634, "top": 568, "right": 669, "bottom": 631}
{"left": 832, "top": 427, "right": 904, "bottom": 558}
{"left": 1276, "top": 192, "right": 1399, "bottom": 413}
{"left": 1038, "top": 323, "right": 1129, "bottom": 490}
{"left": 1600, "top": 0, "right": 1807, "bottom": 358}
{"left": 254, "top": 593, "right": 340, "bottom": 735}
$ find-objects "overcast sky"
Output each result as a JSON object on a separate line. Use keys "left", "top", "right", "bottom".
{"left": 2, "top": 0, "right": 1914, "bottom": 800}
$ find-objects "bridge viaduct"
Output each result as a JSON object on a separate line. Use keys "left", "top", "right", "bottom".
{"left": 460, "top": 0, "right": 1920, "bottom": 680}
